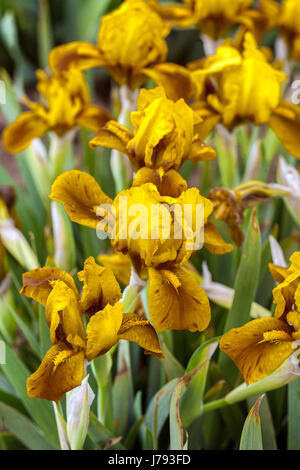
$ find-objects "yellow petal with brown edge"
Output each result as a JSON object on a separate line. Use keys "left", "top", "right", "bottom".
{"left": 269, "top": 263, "right": 289, "bottom": 284}
{"left": 269, "top": 101, "right": 300, "bottom": 159}
{"left": 45, "top": 280, "right": 85, "bottom": 348}
{"left": 132, "top": 167, "right": 188, "bottom": 197}
{"left": 272, "top": 270, "right": 300, "bottom": 319}
{"left": 193, "top": 46, "right": 242, "bottom": 77}
{"left": 76, "top": 105, "right": 112, "bottom": 132}
{"left": 89, "top": 120, "right": 133, "bottom": 155}
{"left": 118, "top": 313, "right": 164, "bottom": 359}
{"left": 78, "top": 256, "right": 122, "bottom": 313}
{"left": 142, "top": 63, "right": 195, "bottom": 102}
{"left": 85, "top": 302, "right": 124, "bottom": 361}
{"left": 204, "top": 222, "right": 234, "bottom": 254}
{"left": 189, "top": 139, "right": 216, "bottom": 163}
{"left": 220, "top": 317, "right": 295, "bottom": 384}
{"left": 49, "top": 170, "right": 113, "bottom": 229}
{"left": 290, "top": 252, "right": 300, "bottom": 271}
{"left": 27, "top": 343, "right": 85, "bottom": 402}
{"left": 147, "top": 0, "right": 195, "bottom": 28}
{"left": 192, "top": 107, "right": 221, "bottom": 141}
{"left": 97, "top": 252, "right": 132, "bottom": 286}
{"left": 136, "top": 86, "right": 166, "bottom": 111}
{"left": 49, "top": 41, "right": 106, "bottom": 73}
{"left": 148, "top": 267, "right": 211, "bottom": 333}
{"left": 20, "top": 266, "right": 78, "bottom": 306}
{"left": 2, "top": 111, "right": 48, "bottom": 154}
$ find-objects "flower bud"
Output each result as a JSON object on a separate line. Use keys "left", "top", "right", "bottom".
{"left": 51, "top": 201, "right": 75, "bottom": 272}
{"left": 66, "top": 375, "right": 95, "bottom": 451}
{"left": 0, "top": 219, "right": 39, "bottom": 271}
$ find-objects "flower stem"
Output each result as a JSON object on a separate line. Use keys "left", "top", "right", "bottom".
{"left": 110, "top": 86, "right": 137, "bottom": 194}
{"left": 202, "top": 397, "right": 228, "bottom": 414}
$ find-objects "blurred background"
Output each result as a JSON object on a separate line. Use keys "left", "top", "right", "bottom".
{"left": 0, "top": 0, "right": 280, "bottom": 189}
{"left": 0, "top": 0, "right": 210, "bottom": 185}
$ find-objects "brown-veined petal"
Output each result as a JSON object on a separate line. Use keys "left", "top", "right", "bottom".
{"left": 148, "top": 267, "right": 211, "bottom": 332}
{"left": 220, "top": 317, "right": 295, "bottom": 384}
{"left": 89, "top": 121, "right": 133, "bottom": 155}
{"left": 20, "top": 266, "right": 78, "bottom": 306}
{"left": 192, "top": 107, "right": 221, "bottom": 141}
{"left": 269, "top": 101, "right": 300, "bottom": 160}
{"left": 27, "top": 343, "right": 85, "bottom": 402}
{"left": 49, "top": 170, "right": 113, "bottom": 229}
{"left": 147, "top": 0, "right": 195, "bottom": 28}
{"left": 272, "top": 270, "right": 300, "bottom": 319}
{"left": 269, "top": 263, "right": 290, "bottom": 284}
{"left": 204, "top": 222, "right": 234, "bottom": 254}
{"left": 85, "top": 302, "right": 124, "bottom": 361}
{"left": 192, "top": 46, "right": 242, "bottom": 77}
{"left": 132, "top": 167, "right": 188, "bottom": 197}
{"left": 142, "top": 63, "right": 195, "bottom": 102}
{"left": 2, "top": 111, "right": 48, "bottom": 154}
{"left": 290, "top": 252, "right": 300, "bottom": 270}
{"left": 76, "top": 105, "right": 112, "bottom": 132}
{"left": 45, "top": 280, "right": 85, "bottom": 348}
{"left": 77, "top": 256, "right": 121, "bottom": 313}
{"left": 189, "top": 139, "right": 217, "bottom": 163}
{"left": 118, "top": 313, "right": 164, "bottom": 358}
{"left": 49, "top": 41, "right": 106, "bottom": 73}
{"left": 97, "top": 252, "right": 132, "bottom": 286}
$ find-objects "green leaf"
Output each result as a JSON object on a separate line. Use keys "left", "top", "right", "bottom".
{"left": 112, "top": 341, "right": 133, "bottom": 435}
{"left": 0, "top": 11, "right": 27, "bottom": 94}
{"left": 219, "top": 208, "right": 261, "bottom": 385}
{"left": 180, "top": 337, "right": 219, "bottom": 428}
{"left": 215, "top": 130, "right": 239, "bottom": 188}
{"left": 240, "top": 395, "right": 264, "bottom": 450}
{"left": 170, "top": 380, "right": 187, "bottom": 450}
{"left": 145, "top": 378, "right": 179, "bottom": 449}
{"left": 143, "top": 426, "right": 154, "bottom": 450}
{"left": 0, "top": 388, "right": 27, "bottom": 415}
{"left": 76, "top": 0, "right": 115, "bottom": 41}
{"left": 160, "top": 337, "right": 185, "bottom": 381}
{"left": 123, "top": 416, "right": 144, "bottom": 450}
{"left": 288, "top": 379, "right": 300, "bottom": 449}
{"left": 88, "top": 412, "right": 125, "bottom": 450}
{"left": 0, "top": 344, "right": 59, "bottom": 449}
{"left": 0, "top": 68, "right": 21, "bottom": 122}
{"left": 0, "top": 402, "right": 54, "bottom": 450}
{"left": 37, "top": 0, "right": 53, "bottom": 69}
{"left": 248, "top": 394, "right": 277, "bottom": 450}
{"left": 5, "top": 301, "right": 40, "bottom": 358}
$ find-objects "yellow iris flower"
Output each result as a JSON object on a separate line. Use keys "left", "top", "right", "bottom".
{"left": 97, "top": 252, "right": 133, "bottom": 287}
{"left": 2, "top": 69, "right": 111, "bottom": 154}
{"left": 49, "top": 0, "right": 171, "bottom": 90}
{"left": 277, "top": 0, "right": 300, "bottom": 60}
{"left": 21, "top": 257, "right": 163, "bottom": 402}
{"left": 49, "top": 170, "right": 233, "bottom": 333}
{"left": 220, "top": 251, "right": 300, "bottom": 385}
{"left": 191, "top": 32, "right": 300, "bottom": 159}
{"left": 148, "top": 0, "right": 275, "bottom": 40}
{"left": 89, "top": 86, "right": 216, "bottom": 196}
